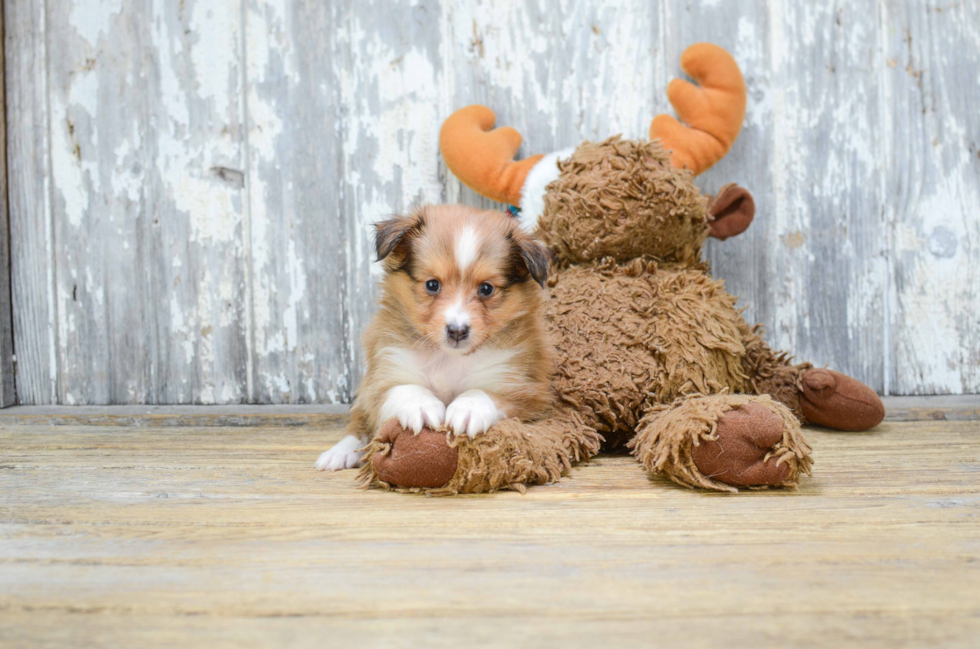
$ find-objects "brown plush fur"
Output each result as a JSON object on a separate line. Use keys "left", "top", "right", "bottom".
{"left": 546, "top": 259, "right": 752, "bottom": 447}
{"left": 739, "top": 322, "right": 812, "bottom": 421}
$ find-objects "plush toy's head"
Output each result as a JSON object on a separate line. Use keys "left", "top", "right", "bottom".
{"left": 536, "top": 136, "right": 707, "bottom": 265}
{"left": 439, "top": 43, "right": 756, "bottom": 266}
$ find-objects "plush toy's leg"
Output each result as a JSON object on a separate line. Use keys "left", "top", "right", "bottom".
{"left": 740, "top": 324, "right": 884, "bottom": 431}
{"left": 739, "top": 323, "right": 811, "bottom": 416}
{"left": 358, "top": 410, "right": 601, "bottom": 495}
{"left": 629, "top": 393, "right": 813, "bottom": 493}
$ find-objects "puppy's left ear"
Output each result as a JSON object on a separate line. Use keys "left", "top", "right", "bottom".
{"left": 512, "top": 233, "right": 551, "bottom": 288}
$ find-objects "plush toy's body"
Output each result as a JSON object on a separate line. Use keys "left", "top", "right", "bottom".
{"left": 359, "top": 44, "right": 884, "bottom": 494}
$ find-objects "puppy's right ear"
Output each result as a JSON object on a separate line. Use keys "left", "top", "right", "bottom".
{"left": 375, "top": 211, "right": 425, "bottom": 261}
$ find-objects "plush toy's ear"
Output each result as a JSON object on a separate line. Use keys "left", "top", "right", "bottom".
{"left": 707, "top": 183, "right": 755, "bottom": 240}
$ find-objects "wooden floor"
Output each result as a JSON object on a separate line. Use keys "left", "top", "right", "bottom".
{"left": 1, "top": 398, "right": 979, "bottom": 648}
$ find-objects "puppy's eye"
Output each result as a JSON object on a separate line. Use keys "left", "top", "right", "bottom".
{"left": 478, "top": 282, "right": 495, "bottom": 297}
{"left": 424, "top": 279, "right": 441, "bottom": 294}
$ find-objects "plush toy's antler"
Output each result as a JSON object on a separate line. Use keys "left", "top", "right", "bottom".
{"left": 439, "top": 106, "right": 543, "bottom": 206}
{"left": 650, "top": 43, "right": 747, "bottom": 175}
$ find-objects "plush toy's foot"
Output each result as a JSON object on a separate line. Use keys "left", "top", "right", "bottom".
{"left": 800, "top": 369, "right": 884, "bottom": 431}
{"left": 631, "top": 394, "right": 813, "bottom": 493}
{"left": 359, "top": 412, "right": 602, "bottom": 495}
{"left": 690, "top": 402, "right": 792, "bottom": 487}
{"left": 370, "top": 420, "right": 458, "bottom": 489}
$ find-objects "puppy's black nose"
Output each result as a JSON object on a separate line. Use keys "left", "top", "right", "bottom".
{"left": 446, "top": 323, "right": 470, "bottom": 342}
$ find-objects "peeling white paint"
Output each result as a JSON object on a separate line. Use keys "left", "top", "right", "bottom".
{"left": 50, "top": 67, "right": 101, "bottom": 228}
{"left": 111, "top": 130, "right": 143, "bottom": 202}
{"left": 70, "top": 0, "right": 124, "bottom": 47}
{"left": 189, "top": 2, "right": 237, "bottom": 111}
{"left": 280, "top": 235, "right": 306, "bottom": 353}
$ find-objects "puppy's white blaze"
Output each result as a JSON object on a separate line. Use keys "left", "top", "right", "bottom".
{"left": 455, "top": 226, "right": 480, "bottom": 271}
{"left": 443, "top": 297, "right": 471, "bottom": 328}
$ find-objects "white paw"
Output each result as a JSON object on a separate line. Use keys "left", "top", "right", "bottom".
{"left": 315, "top": 435, "right": 367, "bottom": 471}
{"left": 445, "top": 389, "right": 503, "bottom": 438}
{"left": 379, "top": 385, "right": 446, "bottom": 434}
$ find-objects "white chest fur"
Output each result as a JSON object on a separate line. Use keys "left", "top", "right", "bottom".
{"left": 379, "top": 346, "right": 518, "bottom": 404}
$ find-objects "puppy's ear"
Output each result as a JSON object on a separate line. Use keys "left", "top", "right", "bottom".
{"left": 375, "top": 211, "right": 425, "bottom": 261}
{"left": 510, "top": 232, "right": 551, "bottom": 288}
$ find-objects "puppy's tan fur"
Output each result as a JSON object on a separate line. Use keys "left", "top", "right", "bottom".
{"left": 348, "top": 204, "right": 553, "bottom": 444}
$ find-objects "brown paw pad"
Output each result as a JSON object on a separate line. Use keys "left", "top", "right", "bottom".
{"left": 372, "top": 419, "right": 458, "bottom": 489}
{"left": 800, "top": 369, "right": 885, "bottom": 431}
{"left": 691, "top": 402, "right": 792, "bottom": 487}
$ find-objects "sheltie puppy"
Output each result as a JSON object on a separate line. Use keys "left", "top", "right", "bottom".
{"left": 315, "top": 204, "right": 553, "bottom": 471}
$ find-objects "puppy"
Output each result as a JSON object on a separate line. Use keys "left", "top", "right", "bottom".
{"left": 315, "top": 204, "right": 553, "bottom": 471}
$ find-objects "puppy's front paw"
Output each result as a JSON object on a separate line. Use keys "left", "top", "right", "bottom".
{"left": 315, "top": 434, "right": 367, "bottom": 471}
{"left": 446, "top": 389, "right": 503, "bottom": 438}
{"left": 380, "top": 385, "right": 446, "bottom": 434}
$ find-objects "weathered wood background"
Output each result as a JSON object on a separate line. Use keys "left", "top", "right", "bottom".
{"left": 5, "top": 0, "right": 978, "bottom": 405}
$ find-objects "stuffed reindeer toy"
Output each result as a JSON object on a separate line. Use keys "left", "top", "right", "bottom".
{"left": 359, "top": 43, "right": 884, "bottom": 494}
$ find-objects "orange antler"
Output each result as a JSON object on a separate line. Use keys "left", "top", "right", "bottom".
{"left": 439, "top": 106, "right": 543, "bottom": 205}
{"left": 650, "top": 43, "right": 747, "bottom": 175}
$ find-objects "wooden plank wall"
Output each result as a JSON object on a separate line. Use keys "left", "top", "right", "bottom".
{"left": 4, "top": 0, "right": 978, "bottom": 404}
